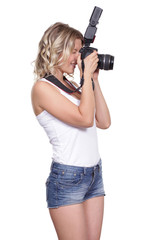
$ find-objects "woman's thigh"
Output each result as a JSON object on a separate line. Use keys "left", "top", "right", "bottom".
{"left": 83, "top": 196, "right": 104, "bottom": 240}
{"left": 49, "top": 203, "right": 88, "bottom": 240}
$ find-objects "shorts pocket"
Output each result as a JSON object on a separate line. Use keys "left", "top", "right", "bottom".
{"left": 58, "top": 171, "right": 84, "bottom": 188}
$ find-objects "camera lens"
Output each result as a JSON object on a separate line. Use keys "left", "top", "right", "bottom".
{"left": 98, "top": 54, "right": 114, "bottom": 70}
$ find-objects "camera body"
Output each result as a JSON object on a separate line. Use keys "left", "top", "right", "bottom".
{"left": 80, "top": 6, "right": 114, "bottom": 71}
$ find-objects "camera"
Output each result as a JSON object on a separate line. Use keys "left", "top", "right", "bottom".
{"left": 80, "top": 6, "right": 114, "bottom": 71}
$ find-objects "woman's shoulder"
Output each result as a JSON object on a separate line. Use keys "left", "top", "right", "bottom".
{"left": 31, "top": 79, "right": 60, "bottom": 106}
{"left": 32, "top": 79, "right": 60, "bottom": 96}
{"left": 31, "top": 79, "right": 61, "bottom": 116}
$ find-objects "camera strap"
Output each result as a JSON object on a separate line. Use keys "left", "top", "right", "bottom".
{"left": 44, "top": 58, "right": 94, "bottom": 94}
{"left": 45, "top": 75, "right": 82, "bottom": 94}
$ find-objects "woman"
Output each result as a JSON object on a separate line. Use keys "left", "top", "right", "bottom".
{"left": 31, "top": 22, "right": 111, "bottom": 240}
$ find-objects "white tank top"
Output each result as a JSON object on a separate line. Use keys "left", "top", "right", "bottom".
{"left": 36, "top": 78, "right": 100, "bottom": 167}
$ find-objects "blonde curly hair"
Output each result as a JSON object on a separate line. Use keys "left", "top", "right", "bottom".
{"left": 33, "top": 22, "right": 84, "bottom": 81}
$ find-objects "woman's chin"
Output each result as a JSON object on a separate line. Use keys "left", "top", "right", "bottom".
{"left": 66, "top": 69, "right": 75, "bottom": 75}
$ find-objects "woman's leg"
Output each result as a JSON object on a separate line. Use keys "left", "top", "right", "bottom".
{"left": 83, "top": 196, "right": 104, "bottom": 240}
{"left": 49, "top": 203, "right": 88, "bottom": 240}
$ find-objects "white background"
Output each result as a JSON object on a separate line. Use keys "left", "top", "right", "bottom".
{"left": 0, "top": 0, "right": 160, "bottom": 239}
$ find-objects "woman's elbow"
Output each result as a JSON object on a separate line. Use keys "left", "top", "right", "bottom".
{"left": 97, "top": 120, "right": 111, "bottom": 129}
{"left": 104, "top": 117, "right": 111, "bottom": 129}
{"left": 81, "top": 115, "right": 94, "bottom": 128}
{"left": 85, "top": 118, "right": 94, "bottom": 128}
{"left": 104, "top": 121, "right": 111, "bottom": 129}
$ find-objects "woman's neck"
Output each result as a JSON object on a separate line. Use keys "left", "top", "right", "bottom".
{"left": 54, "top": 70, "right": 64, "bottom": 84}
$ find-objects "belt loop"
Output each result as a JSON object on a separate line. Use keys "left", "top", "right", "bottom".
{"left": 83, "top": 167, "right": 87, "bottom": 175}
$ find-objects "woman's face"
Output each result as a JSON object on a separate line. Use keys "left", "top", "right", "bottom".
{"left": 59, "top": 39, "right": 82, "bottom": 74}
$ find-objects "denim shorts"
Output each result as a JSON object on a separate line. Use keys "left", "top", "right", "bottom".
{"left": 45, "top": 159, "right": 105, "bottom": 208}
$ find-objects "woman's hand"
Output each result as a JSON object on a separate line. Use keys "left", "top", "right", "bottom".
{"left": 84, "top": 51, "right": 99, "bottom": 76}
{"left": 77, "top": 51, "right": 99, "bottom": 77}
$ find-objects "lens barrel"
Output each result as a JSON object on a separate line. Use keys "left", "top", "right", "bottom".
{"left": 98, "top": 54, "right": 114, "bottom": 70}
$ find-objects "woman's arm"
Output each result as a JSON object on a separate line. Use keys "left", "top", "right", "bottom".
{"left": 93, "top": 69, "right": 111, "bottom": 129}
{"left": 31, "top": 51, "right": 98, "bottom": 128}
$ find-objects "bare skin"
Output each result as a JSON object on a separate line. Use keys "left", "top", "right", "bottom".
{"left": 49, "top": 196, "right": 104, "bottom": 240}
